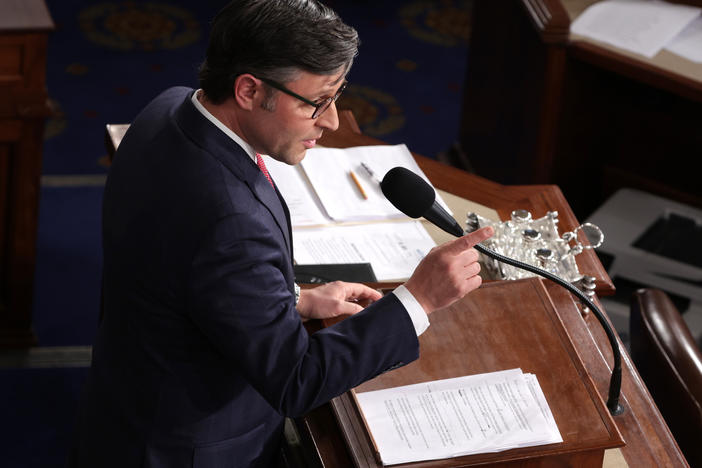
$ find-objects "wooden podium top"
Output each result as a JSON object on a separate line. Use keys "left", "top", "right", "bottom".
{"left": 329, "top": 278, "right": 623, "bottom": 467}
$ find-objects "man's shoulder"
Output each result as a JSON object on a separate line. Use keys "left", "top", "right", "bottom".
{"left": 154, "top": 86, "right": 194, "bottom": 104}
{"left": 140, "top": 86, "right": 194, "bottom": 115}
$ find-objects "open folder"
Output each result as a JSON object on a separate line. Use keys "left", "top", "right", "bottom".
{"left": 263, "top": 144, "right": 446, "bottom": 281}
{"left": 262, "top": 144, "right": 451, "bottom": 226}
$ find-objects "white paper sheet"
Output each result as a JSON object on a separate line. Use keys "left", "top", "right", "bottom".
{"left": 571, "top": 0, "right": 701, "bottom": 58}
{"left": 355, "top": 369, "right": 562, "bottom": 465}
{"left": 664, "top": 16, "right": 702, "bottom": 62}
{"left": 300, "top": 144, "right": 452, "bottom": 222}
{"left": 262, "top": 156, "right": 329, "bottom": 226}
{"left": 292, "top": 221, "right": 436, "bottom": 281}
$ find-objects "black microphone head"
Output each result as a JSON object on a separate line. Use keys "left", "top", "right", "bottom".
{"left": 381, "top": 167, "right": 435, "bottom": 218}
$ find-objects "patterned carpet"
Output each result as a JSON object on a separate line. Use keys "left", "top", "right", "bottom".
{"left": 2, "top": 1, "right": 473, "bottom": 467}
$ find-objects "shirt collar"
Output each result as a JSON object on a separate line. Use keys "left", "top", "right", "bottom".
{"left": 191, "top": 89, "right": 257, "bottom": 164}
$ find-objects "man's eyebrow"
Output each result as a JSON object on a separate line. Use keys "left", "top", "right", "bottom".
{"left": 315, "top": 79, "right": 346, "bottom": 99}
{"left": 330, "top": 74, "right": 346, "bottom": 86}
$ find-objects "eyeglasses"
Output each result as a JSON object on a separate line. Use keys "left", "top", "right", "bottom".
{"left": 258, "top": 77, "right": 347, "bottom": 119}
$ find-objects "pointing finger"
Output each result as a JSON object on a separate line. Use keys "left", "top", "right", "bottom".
{"left": 444, "top": 226, "right": 493, "bottom": 254}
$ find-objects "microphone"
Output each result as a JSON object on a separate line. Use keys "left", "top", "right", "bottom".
{"left": 381, "top": 166, "right": 624, "bottom": 416}
{"left": 380, "top": 167, "right": 463, "bottom": 237}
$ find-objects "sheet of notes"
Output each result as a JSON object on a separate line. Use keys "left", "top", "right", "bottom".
{"left": 571, "top": 0, "right": 701, "bottom": 58}
{"left": 292, "top": 221, "right": 435, "bottom": 281}
{"left": 355, "top": 369, "right": 562, "bottom": 465}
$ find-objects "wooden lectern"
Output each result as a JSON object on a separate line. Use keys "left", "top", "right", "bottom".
{"left": 292, "top": 111, "right": 688, "bottom": 467}
{"left": 326, "top": 278, "right": 624, "bottom": 467}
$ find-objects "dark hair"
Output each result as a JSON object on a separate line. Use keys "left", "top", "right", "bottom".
{"left": 199, "top": 0, "right": 359, "bottom": 103}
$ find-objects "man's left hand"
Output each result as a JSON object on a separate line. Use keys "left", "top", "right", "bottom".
{"left": 296, "top": 281, "right": 382, "bottom": 320}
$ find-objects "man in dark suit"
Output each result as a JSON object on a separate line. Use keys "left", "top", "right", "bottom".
{"left": 68, "top": 1, "right": 493, "bottom": 467}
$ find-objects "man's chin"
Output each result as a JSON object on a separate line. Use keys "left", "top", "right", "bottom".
{"left": 279, "top": 149, "right": 307, "bottom": 166}
{"left": 293, "top": 153, "right": 307, "bottom": 165}
{"left": 291, "top": 147, "right": 308, "bottom": 165}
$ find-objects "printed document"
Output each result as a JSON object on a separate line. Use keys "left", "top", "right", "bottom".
{"left": 571, "top": 0, "right": 701, "bottom": 58}
{"left": 292, "top": 221, "right": 435, "bottom": 281}
{"left": 263, "top": 155, "right": 329, "bottom": 226}
{"left": 355, "top": 369, "right": 562, "bottom": 465}
{"left": 265, "top": 144, "right": 448, "bottom": 278}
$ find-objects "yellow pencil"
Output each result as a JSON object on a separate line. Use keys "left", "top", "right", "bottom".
{"left": 349, "top": 170, "right": 368, "bottom": 200}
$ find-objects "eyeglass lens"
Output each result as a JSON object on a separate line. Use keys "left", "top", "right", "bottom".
{"left": 312, "top": 83, "right": 346, "bottom": 119}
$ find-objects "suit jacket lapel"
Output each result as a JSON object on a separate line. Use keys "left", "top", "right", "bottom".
{"left": 249, "top": 173, "right": 293, "bottom": 259}
{"left": 174, "top": 90, "right": 292, "bottom": 258}
{"left": 274, "top": 185, "right": 293, "bottom": 261}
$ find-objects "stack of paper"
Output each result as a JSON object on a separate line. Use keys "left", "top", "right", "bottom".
{"left": 292, "top": 221, "right": 435, "bottom": 282}
{"left": 571, "top": 0, "right": 701, "bottom": 59}
{"left": 263, "top": 144, "right": 447, "bottom": 281}
{"left": 354, "top": 368, "right": 562, "bottom": 466}
{"left": 263, "top": 144, "right": 451, "bottom": 226}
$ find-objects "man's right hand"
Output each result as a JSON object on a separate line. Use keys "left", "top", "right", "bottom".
{"left": 404, "top": 226, "right": 494, "bottom": 315}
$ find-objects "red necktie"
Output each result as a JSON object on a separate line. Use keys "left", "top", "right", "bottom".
{"left": 256, "top": 153, "right": 274, "bottom": 188}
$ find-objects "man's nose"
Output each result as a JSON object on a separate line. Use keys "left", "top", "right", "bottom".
{"left": 316, "top": 101, "right": 339, "bottom": 132}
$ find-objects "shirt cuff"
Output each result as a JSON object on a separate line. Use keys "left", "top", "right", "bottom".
{"left": 392, "top": 284, "right": 429, "bottom": 336}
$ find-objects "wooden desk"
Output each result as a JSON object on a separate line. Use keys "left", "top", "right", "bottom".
{"left": 294, "top": 110, "right": 687, "bottom": 467}
{"left": 457, "top": 0, "right": 702, "bottom": 219}
{"left": 0, "top": 0, "right": 54, "bottom": 347}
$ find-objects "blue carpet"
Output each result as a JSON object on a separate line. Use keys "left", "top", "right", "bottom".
{"left": 42, "top": 0, "right": 471, "bottom": 175}
{"left": 0, "top": 367, "right": 89, "bottom": 468}
{"left": 33, "top": 185, "right": 104, "bottom": 347}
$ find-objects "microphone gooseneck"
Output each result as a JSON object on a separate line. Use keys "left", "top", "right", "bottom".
{"left": 381, "top": 166, "right": 624, "bottom": 416}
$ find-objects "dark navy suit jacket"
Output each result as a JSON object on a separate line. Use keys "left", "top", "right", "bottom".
{"left": 68, "top": 87, "right": 419, "bottom": 468}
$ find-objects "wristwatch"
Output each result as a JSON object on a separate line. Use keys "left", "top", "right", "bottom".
{"left": 294, "top": 283, "right": 301, "bottom": 305}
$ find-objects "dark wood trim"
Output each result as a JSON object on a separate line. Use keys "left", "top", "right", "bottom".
{"left": 569, "top": 40, "right": 702, "bottom": 104}
{"left": 521, "top": 0, "right": 570, "bottom": 43}
{"left": 0, "top": 0, "right": 52, "bottom": 348}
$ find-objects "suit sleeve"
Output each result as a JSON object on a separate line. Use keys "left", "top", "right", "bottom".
{"left": 187, "top": 211, "right": 419, "bottom": 417}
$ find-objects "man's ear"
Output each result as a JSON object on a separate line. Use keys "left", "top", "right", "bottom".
{"left": 232, "top": 74, "right": 261, "bottom": 111}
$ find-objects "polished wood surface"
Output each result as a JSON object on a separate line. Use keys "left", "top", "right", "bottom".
{"left": 630, "top": 289, "right": 702, "bottom": 468}
{"left": 458, "top": 0, "right": 702, "bottom": 219}
{"left": 299, "top": 111, "right": 688, "bottom": 467}
{"left": 330, "top": 278, "right": 624, "bottom": 467}
{"left": 0, "top": 0, "right": 53, "bottom": 347}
